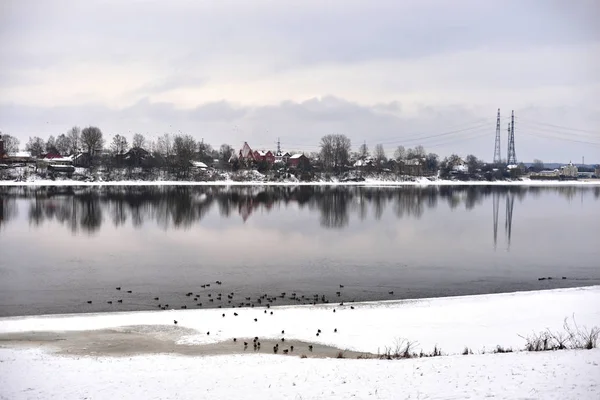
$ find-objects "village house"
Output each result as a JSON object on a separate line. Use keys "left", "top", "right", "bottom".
{"left": 36, "top": 156, "right": 75, "bottom": 174}
{"left": 288, "top": 153, "right": 309, "bottom": 169}
{"left": 190, "top": 160, "right": 208, "bottom": 170}
{"left": 253, "top": 150, "right": 275, "bottom": 164}
{"left": 124, "top": 147, "right": 151, "bottom": 167}
{"left": 3, "top": 151, "right": 33, "bottom": 164}
{"left": 274, "top": 151, "right": 291, "bottom": 164}
{"left": 238, "top": 142, "right": 254, "bottom": 163}
{"left": 401, "top": 158, "right": 425, "bottom": 176}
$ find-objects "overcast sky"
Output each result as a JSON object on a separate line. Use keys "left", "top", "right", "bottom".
{"left": 1, "top": 0, "right": 599, "bottom": 162}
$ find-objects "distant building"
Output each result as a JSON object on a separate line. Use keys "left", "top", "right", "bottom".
{"left": 402, "top": 158, "right": 425, "bottom": 176}
{"left": 190, "top": 160, "right": 208, "bottom": 170}
{"left": 253, "top": 150, "right": 275, "bottom": 164}
{"left": 275, "top": 151, "right": 291, "bottom": 164}
{"left": 530, "top": 169, "right": 560, "bottom": 180}
{"left": 124, "top": 147, "right": 151, "bottom": 167}
{"left": 288, "top": 154, "right": 309, "bottom": 169}
{"left": 73, "top": 152, "right": 92, "bottom": 167}
{"left": 36, "top": 156, "right": 75, "bottom": 174}
{"left": 560, "top": 161, "right": 578, "bottom": 178}
{"left": 353, "top": 158, "right": 374, "bottom": 169}
{"left": 3, "top": 151, "right": 33, "bottom": 164}
{"left": 238, "top": 142, "right": 254, "bottom": 162}
{"left": 595, "top": 165, "right": 600, "bottom": 178}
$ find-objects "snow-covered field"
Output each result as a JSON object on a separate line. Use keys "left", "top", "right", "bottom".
{"left": 1, "top": 347, "right": 598, "bottom": 400}
{"left": 1, "top": 287, "right": 599, "bottom": 399}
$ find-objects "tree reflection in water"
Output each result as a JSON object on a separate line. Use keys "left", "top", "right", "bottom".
{"left": 0, "top": 185, "right": 596, "bottom": 234}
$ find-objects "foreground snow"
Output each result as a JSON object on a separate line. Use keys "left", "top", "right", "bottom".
{"left": 1, "top": 287, "right": 599, "bottom": 399}
{"left": 1, "top": 177, "right": 599, "bottom": 186}
{"left": 1, "top": 347, "right": 598, "bottom": 400}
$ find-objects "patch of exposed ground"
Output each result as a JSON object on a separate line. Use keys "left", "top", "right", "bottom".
{"left": 0, "top": 325, "right": 374, "bottom": 359}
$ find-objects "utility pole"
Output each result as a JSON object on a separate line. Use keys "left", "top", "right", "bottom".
{"left": 507, "top": 110, "right": 517, "bottom": 165}
{"left": 493, "top": 108, "right": 502, "bottom": 164}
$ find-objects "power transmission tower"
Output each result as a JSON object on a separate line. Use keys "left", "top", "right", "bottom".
{"left": 493, "top": 108, "right": 501, "bottom": 164}
{"left": 507, "top": 110, "right": 517, "bottom": 165}
{"left": 276, "top": 137, "right": 281, "bottom": 155}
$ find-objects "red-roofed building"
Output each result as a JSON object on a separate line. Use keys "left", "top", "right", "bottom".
{"left": 238, "top": 142, "right": 254, "bottom": 162}
{"left": 253, "top": 150, "right": 275, "bottom": 164}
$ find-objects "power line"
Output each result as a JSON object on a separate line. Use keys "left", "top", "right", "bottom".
{"left": 520, "top": 130, "right": 600, "bottom": 147}
{"left": 514, "top": 117, "right": 598, "bottom": 135}
{"left": 517, "top": 122, "right": 599, "bottom": 140}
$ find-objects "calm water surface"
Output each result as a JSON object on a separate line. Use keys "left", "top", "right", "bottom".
{"left": 1, "top": 185, "right": 599, "bottom": 317}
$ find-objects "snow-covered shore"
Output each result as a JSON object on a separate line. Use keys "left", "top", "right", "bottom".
{"left": 2, "top": 286, "right": 598, "bottom": 355}
{"left": 1, "top": 178, "right": 600, "bottom": 186}
{"left": 1, "top": 286, "right": 599, "bottom": 399}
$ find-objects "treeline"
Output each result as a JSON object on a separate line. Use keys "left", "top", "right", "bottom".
{"left": 2, "top": 128, "right": 497, "bottom": 175}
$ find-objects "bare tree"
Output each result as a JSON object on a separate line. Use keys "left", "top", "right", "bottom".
{"left": 320, "top": 134, "right": 351, "bottom": 171}
{"left": 374, "top": 144, "right": 387, "bottom": 165}
{"left": 198, "top": 141, "right": 215, "bottom": 163}
{"left": 407, "top": 145, "right": 426, "bottom": 160}
{"left": 0, "top": 134, "right": 20, "bottom": 153}
{"left": 425, "top": 153, "right": 439, "bottom": 173}
{"left": 46, "top": 135, "right": 57, "bottom": 154}
{"left": 394, "top": 145, "right": 406, "bottom": 161}
{"left": 67, "top": 126, "right": 81, "bottom": 155}
{"left": 466, "top": 154, "right": 482, "bottom": 174}
{"left": 358, "top": 142, "right": 369, "bottom": 159}
{"left": 26, "top": 137, "right": 46, "bottom": 157}
{"left": 132, "top": 133, "right": 146, "bottom": 149}
{"left": 173, "top": 134, "right": 197, "bottom": 172}
{"left": 110, "top": 134, "right": 129, "bottom": 155}
{"left": 81, "top": 126, "right": 104, "bottom": 156}
{"left": 157, "top": 133, "right": 173, "bottom": 159}
{"left": 55, "top": 134, "right": 70, "bottom": 155}
{"left": 533, "top": 159, "right": 544, "bottom": 172}
{"left": 219, "top": 144, "right": 234, "bottom": 163}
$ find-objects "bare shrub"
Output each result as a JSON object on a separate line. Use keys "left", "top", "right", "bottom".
{"left": 462, "top": 347, "right": 472, "bottom": 355}
{"left": 493, "top": 345, "right": 513, "bottom": 353}
{"left": 336, "top": 351, "right": 345, "bottom": 359}
{"left": 520, "top": 317, "right": 599, "bottom": 351}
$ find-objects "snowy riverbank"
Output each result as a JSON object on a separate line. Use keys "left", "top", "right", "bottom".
{"left": 1, "top": 178, "right": 600, "bottom": 186}
{"left": 1, "top": 287, "right": 599, "bottom": 399}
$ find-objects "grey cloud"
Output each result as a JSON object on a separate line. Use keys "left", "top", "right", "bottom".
{"left": 3, "top": 0, "right": 598, "bottom": 73}
{"left": 130, "top": 75, "right": 208, "bottom": 95}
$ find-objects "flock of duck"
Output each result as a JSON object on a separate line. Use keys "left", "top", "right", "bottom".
{"left": 82, "top": 281, "right": 372, "bottom": 355}
{"left": 85, "top": 282, "right": 396, "bottom": 310}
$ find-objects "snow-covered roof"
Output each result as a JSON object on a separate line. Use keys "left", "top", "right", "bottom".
{"left": 8, "top": 151, "right": 32, "bottom": 158}
{"left": 290, "top": 154, "right": 304, "bottom": 159}
{"left": 44, "top": 156, "right": 73, "bottom": 163}
{"left": 255, "top": 150, "right": 269, "bottom": 156}
{"left": 190, "top": 161, "right": 208, "bottom": 168}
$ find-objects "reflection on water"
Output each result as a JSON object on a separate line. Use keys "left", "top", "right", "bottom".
{"left": 1, "top": 184, "right": 599, "bottom": 317}
{"left": 1, "top": 185, "right": 598, "bottom": 235}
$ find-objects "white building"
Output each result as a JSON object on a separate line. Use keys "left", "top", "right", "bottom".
{"left": 560, "top": 161, "right": 578, "bottom": 177}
